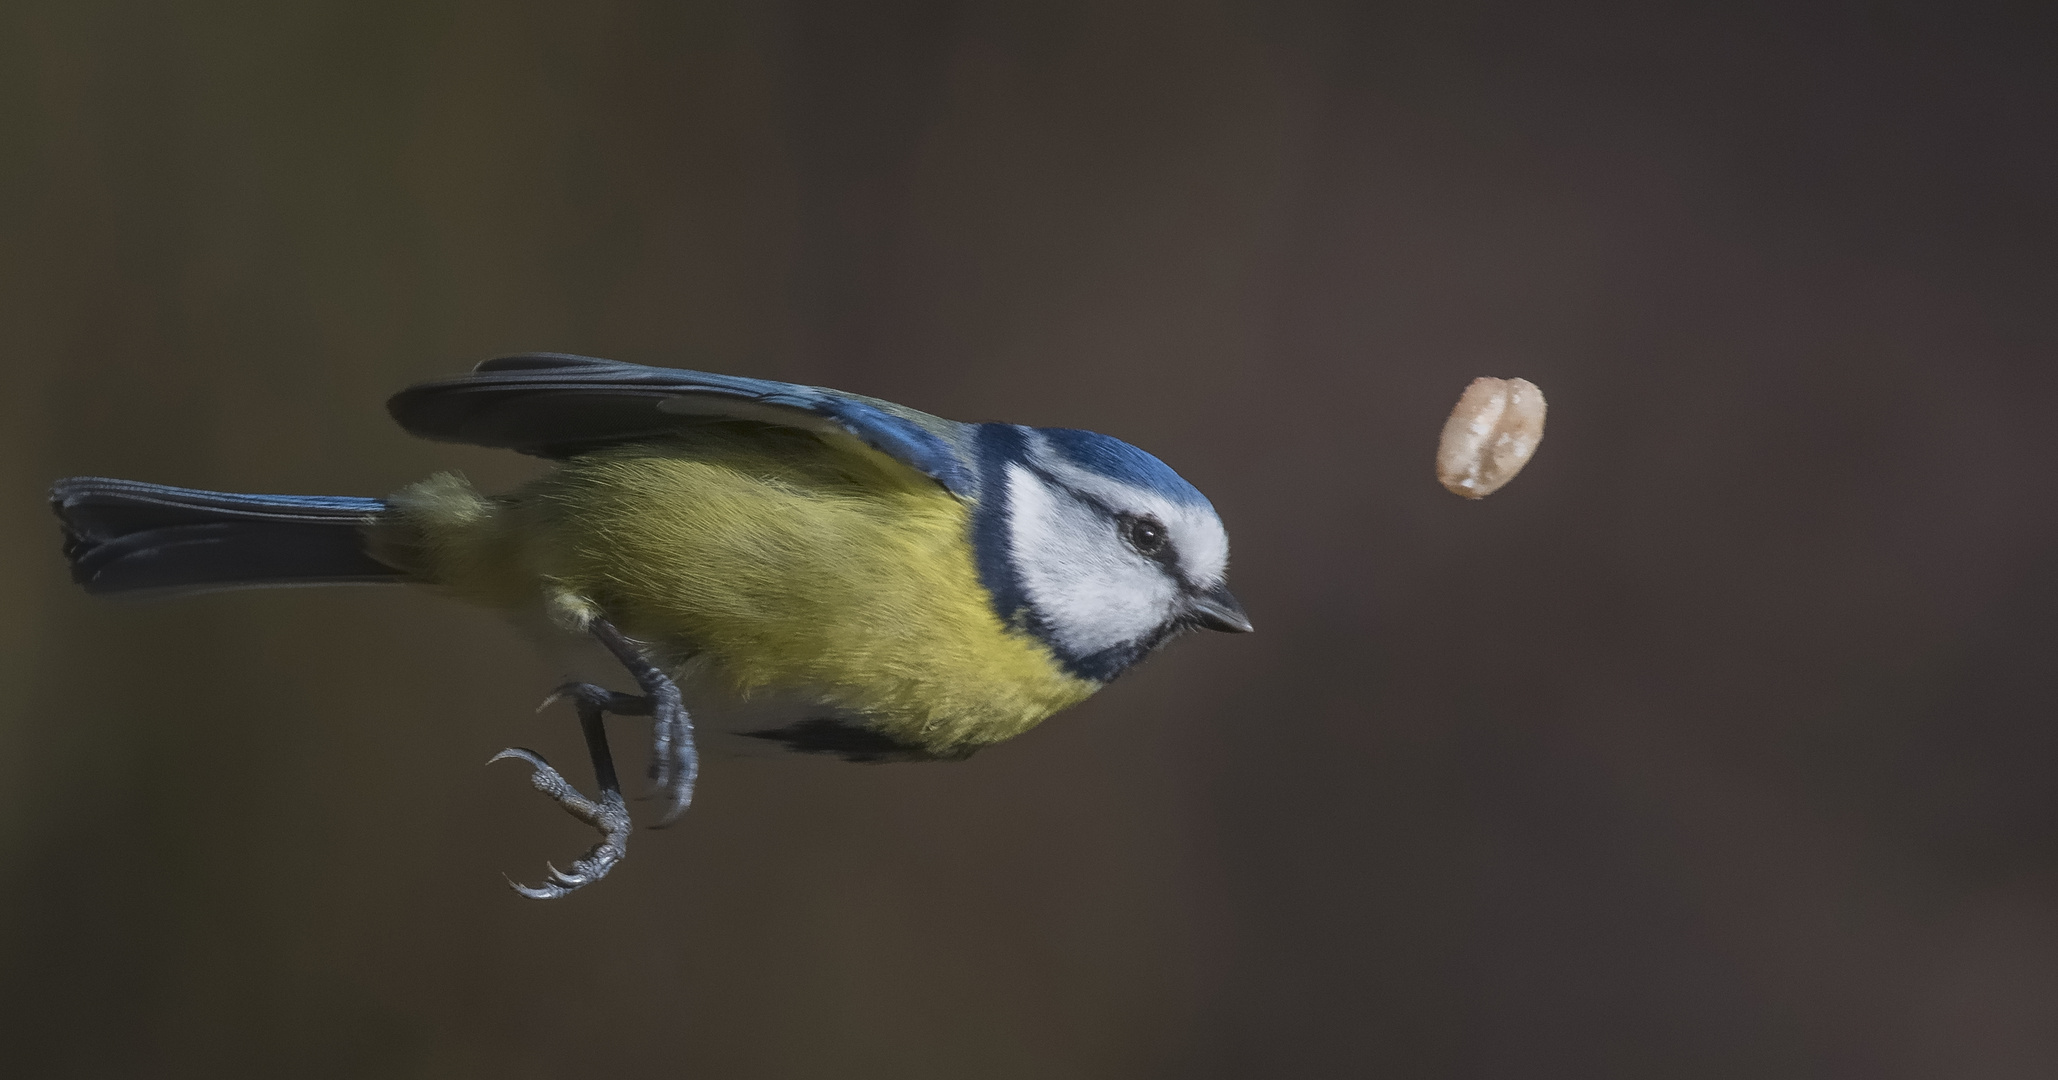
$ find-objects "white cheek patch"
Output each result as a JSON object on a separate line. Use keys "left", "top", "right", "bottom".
{"left": 1006, "top": 464, "right": 1179, "bottom": 656}
{"left": 1025, "top": 445, "right": 1230, "bottom": 589}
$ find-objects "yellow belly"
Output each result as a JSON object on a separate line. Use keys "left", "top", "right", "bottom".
{"left": 379, "top": 430, "right": 1098, "bottom": 757}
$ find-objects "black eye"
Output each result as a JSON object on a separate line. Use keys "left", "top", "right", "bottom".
{"left": 1122, "top": 515, "right": 1168, "bottom": 557}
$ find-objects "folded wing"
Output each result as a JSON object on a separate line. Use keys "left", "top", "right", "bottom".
{"left": 387, "top": 353, "right": 979, "bottom": 498}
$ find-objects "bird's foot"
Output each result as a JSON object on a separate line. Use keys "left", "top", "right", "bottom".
{"left": 548, "top": 678, "right": 698, "bottom": 827}
{"left": 645, "top": 691, "right": 698, "bottom": 827}
{"left": 486, "top": 619, "right": 696, "bottom": 897}
{"left": 489, "top": 747, "right": 631, "bottom": 899}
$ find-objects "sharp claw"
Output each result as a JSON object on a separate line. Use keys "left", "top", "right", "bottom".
{"left": 489, "top": 747, "right": 547, "bottom": 769}
{"left": 538, "top": 682, "right": 597, "bottom": 715}
{"left": 495, "top": 745, "right": 629, "bottom": 899}
{"left": 510, "top": 878, "right": 567, "bottom": 900}
{"left": 653, "top": 781, "right": 695, "bottom": 828}
{"left": 653, "top": 804, "right": 690, "bottom": 829}
{"left": 506, "top": 856, "right": 618, "bottom": 900}
{"left": 546, "top": 681, "right": 653, "bottom": 715}
{"left": 649, "top": 786, "right": 693, "bottom": 826}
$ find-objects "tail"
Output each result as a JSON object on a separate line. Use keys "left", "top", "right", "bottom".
{"left": 51, "top": 477, "right": 406, "bottom": 595}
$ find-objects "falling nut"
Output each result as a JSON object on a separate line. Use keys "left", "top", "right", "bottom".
{"left": 1437, "top": 377, "right": 1546, "bottom": 498}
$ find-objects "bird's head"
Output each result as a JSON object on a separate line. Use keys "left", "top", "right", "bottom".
{"left": 972, "top": 425, "right": 1249, "bottom": 682}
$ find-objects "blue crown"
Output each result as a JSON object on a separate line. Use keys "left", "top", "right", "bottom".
{"left": 1035, "top": 427, "right": 1213, "bottom": 507}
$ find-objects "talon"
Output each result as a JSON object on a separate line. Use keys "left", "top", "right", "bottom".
{"left": 549, "top": 681, "right": 650, "bottom": 714}
{"left": 510, "top": 879, "right": 569, "bottom": 901}
{"left": 654, "top": 780, "right": 696, "bottom": 829}
{"left": 491, "top": 745, "right": 630, "bottom": 899}
{"left": 488, "top": 746, "right": 545, "bottom": 768}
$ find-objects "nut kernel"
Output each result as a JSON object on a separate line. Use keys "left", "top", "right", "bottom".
{"left": 1437, "top": 377, "right": 1546, "bottom": 498}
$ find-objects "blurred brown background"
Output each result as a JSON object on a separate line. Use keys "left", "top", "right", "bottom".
{"left": 5, "top": 1, "right": 2058, "bottom": 1076}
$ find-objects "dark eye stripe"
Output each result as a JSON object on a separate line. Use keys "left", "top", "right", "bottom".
{"left": 1120, "top": 513, "right": 1172, "bottom": 560}
{"left": 1030, "top": 463, "right": 1185, "bottom": 572}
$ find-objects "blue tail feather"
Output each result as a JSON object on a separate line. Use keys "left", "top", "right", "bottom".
{"left": 51, "top": 477, "right": 402, "bottom": 595}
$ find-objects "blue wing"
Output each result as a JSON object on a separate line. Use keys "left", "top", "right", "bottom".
{"left": 387, "top": 354, "right": 979, "bottom": 498}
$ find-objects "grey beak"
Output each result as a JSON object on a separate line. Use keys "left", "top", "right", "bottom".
{"left": 1189, "top": 585, "right": 1254, "bottom": 633}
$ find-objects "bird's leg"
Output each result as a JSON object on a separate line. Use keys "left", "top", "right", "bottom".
{"left": 586, "top": 617, "right": 699, "bottom": 826}
{"left": 490, "top": 617, "right": 697, "bottom": 897}
{"left": 490, "top": 683, "right": 631, "bottom": 899}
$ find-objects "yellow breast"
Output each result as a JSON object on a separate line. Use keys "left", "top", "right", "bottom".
{"left": 384, "top": 428, "right": 1098, "bottom": 757}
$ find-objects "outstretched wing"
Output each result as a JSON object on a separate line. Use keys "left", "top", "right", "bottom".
{"left": 387, "top": 353, "right": 978, "bottom": 498}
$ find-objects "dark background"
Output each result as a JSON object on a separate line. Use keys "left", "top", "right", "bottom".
{"left": 5, "top": 1, "right": 2058, "bottom": 1076}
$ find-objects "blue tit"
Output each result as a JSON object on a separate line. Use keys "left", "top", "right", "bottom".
{"left": 51, "top": 353, "right": 1251, "bottom": 896}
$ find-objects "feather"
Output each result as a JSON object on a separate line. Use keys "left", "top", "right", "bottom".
{"left": 380, "top": 427, "right": 1094, "bottom": 757}
{"left": 51, "top": 477, "right": 399, "bottom": 594}
{"left": 387, "top": 353, "right": 981, "bottom": 498}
